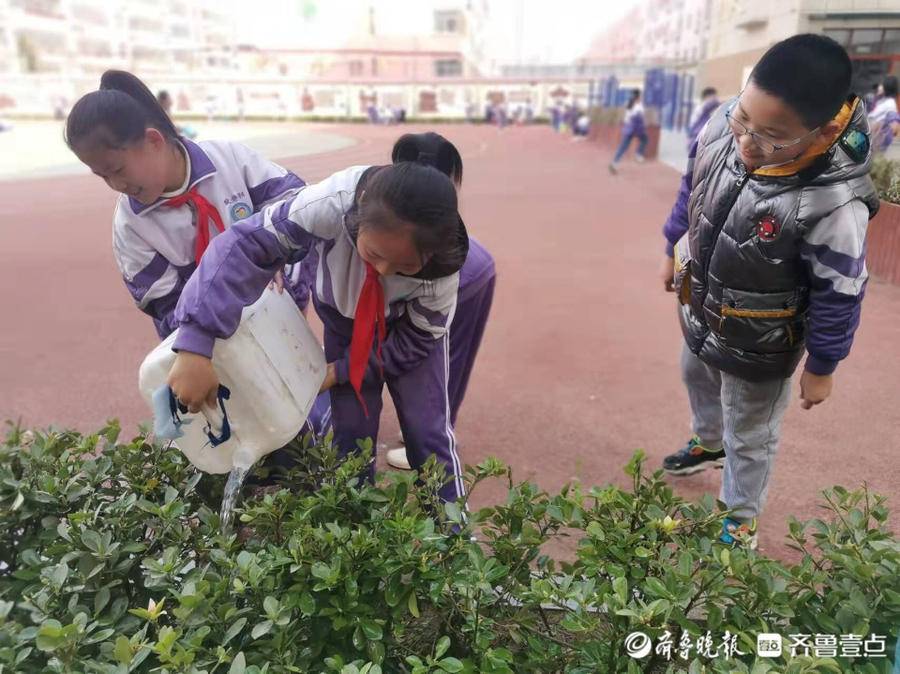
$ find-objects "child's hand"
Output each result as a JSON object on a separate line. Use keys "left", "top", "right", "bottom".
{"left": 319, "top": 362, "right": 337, "bottom": 393}
{"left": 168, "top": 352, "right": 219, "bottom": 413}
{"left": 800, "top": 370, "right": 833, "bottom": 410}
{"left": 268, "top": 270, "right": 285, "bottom": 294}
{"left": 659, "top": 255, "right": 675, "bottom": 292}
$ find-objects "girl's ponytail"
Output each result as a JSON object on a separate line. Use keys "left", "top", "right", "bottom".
{"left": 391, "top": 132, "right": 463, "bottom": 186}
{"left": 66, "top": 70, "right": 178, "bottom": 150}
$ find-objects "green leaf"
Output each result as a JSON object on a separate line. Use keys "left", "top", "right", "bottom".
{"left": 311, "top": 562, "right": 333, "bottom": 580}
{"left": 444, "top": 501, "right": 462, "bottom": 523}
{"left": 35, "top": 620, "right": 64, "bottom": 652}
{"left": 385, "top": 578, "right": 402, "bottom": 607}
{"left": 612, "top": 576, "right": 627, "bottom": 604}
{"left": 50, "top": 562, "right": 69, "bottom": 588}
{"left": 263, "top": 596, "right": 279, "bottom": 617}
{"left": 132, "top": 646, "right": 152, "bottom": 669}
{"left": 360, "top": 619, "right": 383, "bottom": 641}
{"left": 113, "top": 636, "right": 133, "bottom": 665}
{"left": 299, "top": 593, "right": 315, "bottom": 616}
{"left": 15, "top": 647, "right": 33, "bottom": 665}
{"left": 435, "top": 636, "right": 451, "bottom": 659}
{"left": 251, "top": 620, "right": 273, "bottom": 640}
{"left": 643, "top": 577, "right": 668, "bottom": 598}
{"left": 229, "top": 652, "right": 246, "bottom": 674}
{"left": 352, "top": 626, "right": 365, "bottom": 651}
{"left": 408, "top": 592, "right": 420, "bottom": 618}
{"left": 224, "top": 617, "right": 247, "bottom": 645}
{"left": 83, "top": 627, "right": 115, "bottom": 644}
{"left": 439, "top": 657, "right": 464, "bottom": 673}
{"left": 81, "top": 530, "right": 103, "bottom": 553}
{"left": 94, "top": 587, "right": 110, "bottom": 615}
{"left": 586, "top": 521, "right": 606, "bottom": 540}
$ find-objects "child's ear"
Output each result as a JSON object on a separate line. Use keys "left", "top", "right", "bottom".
{"left": 144, "top": 127, "right": 167, "bottom": 149}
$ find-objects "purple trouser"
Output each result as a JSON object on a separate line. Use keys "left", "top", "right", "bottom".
{"left": 448, "top": 241, "right": 495, "bottom": 426}
{"left": 317, "top": 239, "right": 495, "bottom": 503}
{"left": 319, "top": 301, "right": 464, "bottom": 502}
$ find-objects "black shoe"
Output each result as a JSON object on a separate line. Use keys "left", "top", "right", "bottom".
{"left": 662, "top": 436, "right": 726, "bottom": 476}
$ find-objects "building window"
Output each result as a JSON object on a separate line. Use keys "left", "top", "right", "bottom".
{"left": 14, "top": 0, "right": 64, "bottom": 19}
{"left": 849, "top": 29, "right": 883, "bottom": 55}
{"left": 71, "top": 4, "right": 107, "bottom": 25}
{"left": 419, "top": 90, "right": 437, "bottom": 113}
{"left": 434, "top": 59, "right": 462, "bottom": 77}
{"left": 78, "top": 38, "right": 111, "bottom": 58}
{"left": 824, "top": 29, "right": 850, "bottom": 47}
{"left": 435, "top": 10, "right": 462, "bottom": 33}
{"left": 314, "top": 90, "right": 335, "bottom": 108}
{"left": 882, "top": 29, "right": 900, "bottom": 55}
{"left": 349, "top": 60, "right": 364, "bottom": 76}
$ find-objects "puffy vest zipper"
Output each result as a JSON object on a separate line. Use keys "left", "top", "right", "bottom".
{"left": 700, "top": 171, "right": 750, "bottom": 303}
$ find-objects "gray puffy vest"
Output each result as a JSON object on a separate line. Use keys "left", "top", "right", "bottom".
{"left": 676, "top": 98, "right": 879, "bottom": 382}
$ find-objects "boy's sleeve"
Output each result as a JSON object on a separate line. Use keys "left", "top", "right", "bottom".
{"left": 662, "top": 136, "right": 699, "bottom": 256}
{"left": 173, "top": 167, "right": 364, "bottom": 357}
{"left": 113, "top": 212, "right": 184, "bottom": 339}
{"left": 800, "top": 199, "right": 871, "bottom": 375}
{"left": 331, "top": 274, "right": 460, "bottom": 384}
{"left": 231, "top": 142, "right": 307, "bottom": 211}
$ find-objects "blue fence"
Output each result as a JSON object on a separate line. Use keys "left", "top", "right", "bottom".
{"left": 591, "top": 69, "right": 697, "bottom": 131}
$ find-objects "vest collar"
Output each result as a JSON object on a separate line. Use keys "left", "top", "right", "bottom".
{"left": 751, "top": 97, "right": 858, "bottom": 178}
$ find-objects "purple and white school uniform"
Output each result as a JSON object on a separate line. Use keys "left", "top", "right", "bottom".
{"left": 290, "top": 236, "right": 496, "bottom": 429}
{"left": 448, "top": 237, "right": 495, "bottom": 426}
{"left": 173, "top": 165, "right": 470, "bottom": 501}
{"left": 112, "top": 137, "right": 305, "bottom": 338}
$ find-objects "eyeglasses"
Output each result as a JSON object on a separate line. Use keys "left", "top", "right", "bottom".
{"left": 725, "top": 101, "right": 819, "bottom": 155}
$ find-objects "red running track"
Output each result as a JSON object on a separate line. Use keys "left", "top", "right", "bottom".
{"left": 1, "top": 123, "right": 897, "bottom": 560}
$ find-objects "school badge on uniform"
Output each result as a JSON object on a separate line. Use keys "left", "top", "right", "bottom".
{"left": 230, "top": 202, "right": 252, "bottom": 222}
{"left": 756, "top": 214, "right": 781, "bottom": 242}
{"left": 839, "top": 128, "right": 869, "bottom": 163}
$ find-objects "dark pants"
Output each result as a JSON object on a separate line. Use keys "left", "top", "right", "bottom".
{"left": 448, "top": 275, "right": 495, "bottom": 426}
{"left": 323, "top": 269, "right": 495, "bottom": 502}
{"left": 325, "top": 325, "right": 464, "bottom": 502}
{"left": 613, "top": 129, "right": 648, "bottom": 163}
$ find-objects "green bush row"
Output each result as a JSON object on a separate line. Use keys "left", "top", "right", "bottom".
{"left": 0, "top": 422, "right": 896, "bottom": 673}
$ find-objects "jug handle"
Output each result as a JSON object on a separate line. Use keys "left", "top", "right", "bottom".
{"left": 200, "top": 385, "right": 232, "bottom": 447}
{"left": 168, "top": 385, "right": 232, "bottom": 447}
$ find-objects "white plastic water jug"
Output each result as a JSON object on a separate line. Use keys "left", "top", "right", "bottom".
{"left": 138, "top": 288, "right": 326, "bottom": 473}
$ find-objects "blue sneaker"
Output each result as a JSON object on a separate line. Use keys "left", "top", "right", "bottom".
{"left": 720, "top": 517, "right": 758, "bottom": 550}
{"left": 663, "top": 436, "right": 726, "bottom": 476}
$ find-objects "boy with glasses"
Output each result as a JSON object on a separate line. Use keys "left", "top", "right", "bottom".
{"left": 657, "top": 35, "right": 879, "bottom": 549}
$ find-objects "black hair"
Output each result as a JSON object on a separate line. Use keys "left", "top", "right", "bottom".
{"left": 627, "top": 90, "right": 641, "bottom": 109}
{"left": 391, "top": 132, "right": 464, "bottom": 186}
{"left": 65, "top": 70, "right": 178, "bottom": 151}
{"left": 701, "top": 87, "right": 717, "bottom": 98}
{"left": 347, "top": 133, "right": 468, "bottom": 278}
{"left": 750, "top": 34, "right": 852, "bottom": 129}
{"left": 884, "top": 76, "right": 899, "bottom": 99}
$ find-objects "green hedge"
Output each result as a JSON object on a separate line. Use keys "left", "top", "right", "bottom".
{"left": 872, "top": 155, "right": 900, "bottom": 206}
{"left": 0, "top": 423, "right": 897, "bottom": 673}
